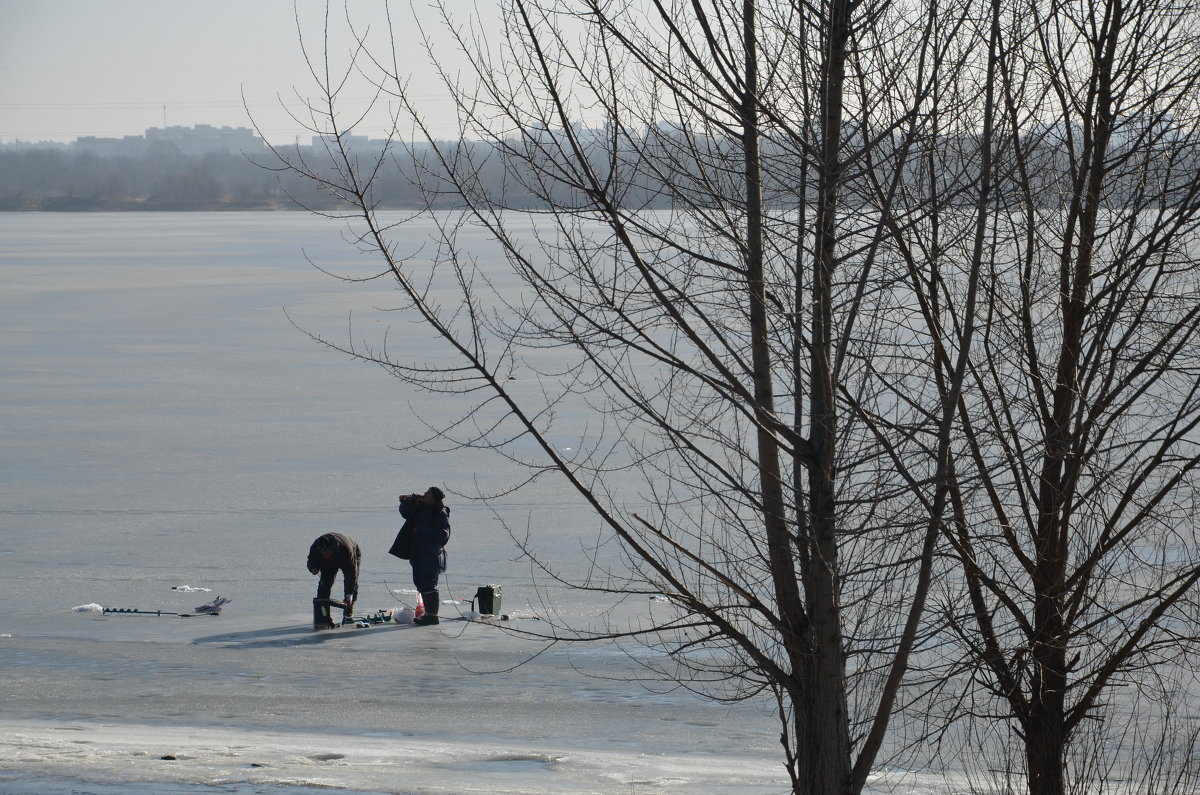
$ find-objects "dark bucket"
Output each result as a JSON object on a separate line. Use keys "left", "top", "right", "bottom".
{"left": 313, "top": 597, "right": 348, "bottom": 630}
{"left": 472, "top": 585, "right": 502, "bottom": 616}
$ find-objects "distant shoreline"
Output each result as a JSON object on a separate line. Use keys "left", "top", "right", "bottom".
{"left": 0, "top": 200, "right": 431, "bottom": 213}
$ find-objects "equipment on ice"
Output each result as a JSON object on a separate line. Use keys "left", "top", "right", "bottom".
{"left": 103, "top": 595, "right": 231, "bottom": 618}
{"left": 312, "top": 597, "right": 394, "bottom": 630}
{"left": 471, "top": 585, "right": 502, "bottom": 616}
{"left": 313, "top": 597, "right": 348, "bottom": 629}
{"left": 196, "top": 596, "right": 231, "bottom": 614}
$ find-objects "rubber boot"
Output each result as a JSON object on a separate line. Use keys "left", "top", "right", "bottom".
{"left": 341, "top": 597, "right": 355, "bottom": 626}
{"left": 414, "top": 590, "right": 440, "bottom": 625}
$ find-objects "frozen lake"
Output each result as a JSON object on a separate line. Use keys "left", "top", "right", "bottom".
{"left": 0, "top": 211, "right": 806, "bottom": 794}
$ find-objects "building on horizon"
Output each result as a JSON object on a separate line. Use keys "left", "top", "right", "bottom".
{"left": 12, "top": 124, "right": 271, "bottom": 157}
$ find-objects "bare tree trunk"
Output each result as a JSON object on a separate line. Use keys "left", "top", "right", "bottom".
{"left": 1025, "top": 713, "right": 1069, "bottom": 795}
{"left": 800, "top": 0, "right": 853, "bottom": 788}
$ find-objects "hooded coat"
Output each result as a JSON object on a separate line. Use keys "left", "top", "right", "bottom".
{"left": 392, "top": 498, "right": 450, "bottom": 592}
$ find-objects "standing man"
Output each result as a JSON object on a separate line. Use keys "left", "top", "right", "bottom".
{"left": 307, "top": 532, "right": 361, "bottom": 624}
{"left": 390, "top": 487, "right": 451, "bottom": 625}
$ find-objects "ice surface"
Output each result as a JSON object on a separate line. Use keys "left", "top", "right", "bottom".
{"left": 0, "top": 213, "right": 968, "bottom": 794}
{"left": 0, "top": 719, "right": 974, "bottom": 794}
{"left": 0, "top": 719, "right": 791, "bottom": 794}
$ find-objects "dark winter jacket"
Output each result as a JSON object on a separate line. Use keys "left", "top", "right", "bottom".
{"left": 391, "top": 498, "right": 451, "bottom": 572}
{"left": 306, "top": 532, "right": 362, "bottom": 597}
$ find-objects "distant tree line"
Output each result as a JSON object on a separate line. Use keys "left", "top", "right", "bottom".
{"left": 2, "top": 126, "right": 1195, "bottom": 212}
{"left": 0, "top": 148, "right": 264, "bottom": 211}
{"left": 0, "top": 141, "right": 412, "bottom": 211}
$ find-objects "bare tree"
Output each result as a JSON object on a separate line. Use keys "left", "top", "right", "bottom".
{"left": 263, "top": 1, "right": 992, "bottom": 792}
{"left": 920, "top": 0, "right": 1200, "bottom": 791}
{"left": 268, "top": 0, "right": 1200, "bottom": 791}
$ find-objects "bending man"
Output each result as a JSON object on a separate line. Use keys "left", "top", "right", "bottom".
{"left": 307, "top": 532, "right": 361, "bottom": 623}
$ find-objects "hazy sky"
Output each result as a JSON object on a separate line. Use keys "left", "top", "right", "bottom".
{"left": 0, "top": 1, "right": 496, "bottom": 144}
